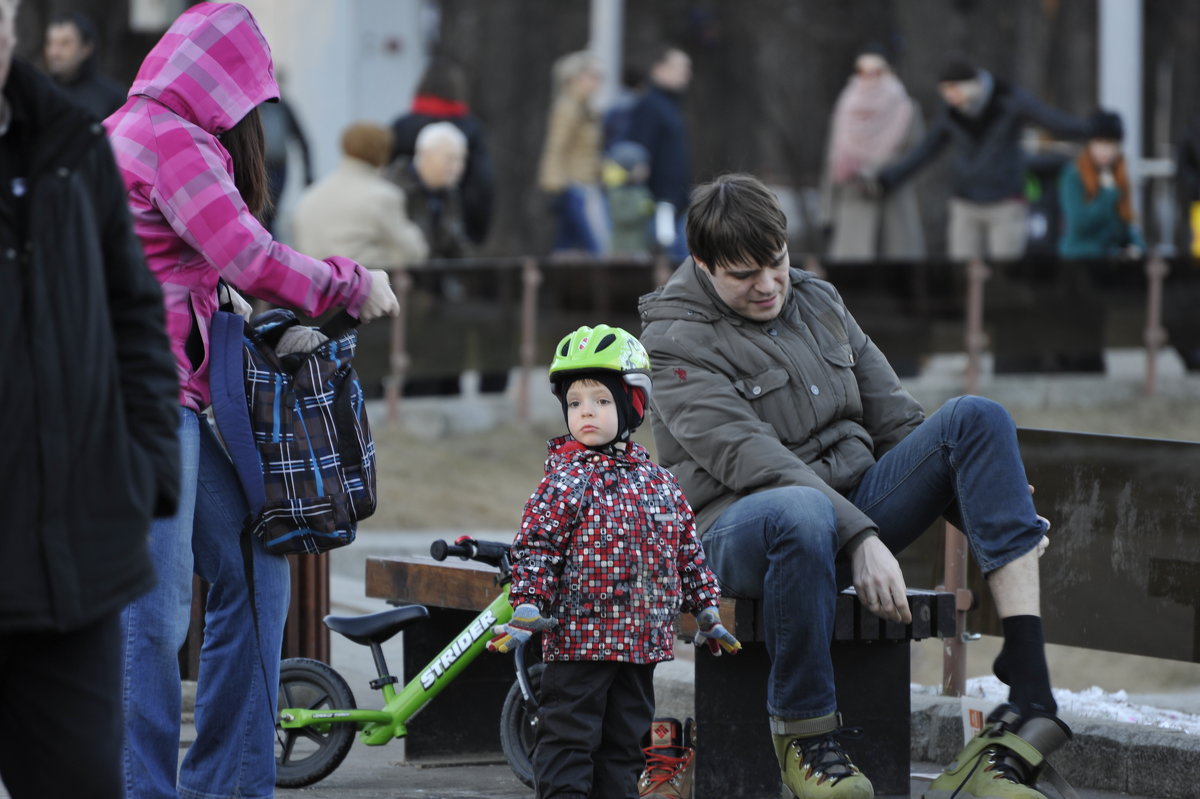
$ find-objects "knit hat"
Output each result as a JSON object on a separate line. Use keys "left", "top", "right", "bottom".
{"left": 1088, "top": 110, "right": 1124, "bottom": 141}
{"left": 938, "top": 54, "right": 978, "bottom": 83}
{"left": 606, "top": 140, "right": 650, "bottom": 173}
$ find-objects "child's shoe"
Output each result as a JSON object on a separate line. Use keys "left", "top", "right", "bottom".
{"left": 771, "top": 713, "right": 873, "bottom": 799}
{"left": 923, "top": 703, "right": 1073, "bottom": 799}
{"left": 638, "top": 717, "right": 696, "bottom": 798}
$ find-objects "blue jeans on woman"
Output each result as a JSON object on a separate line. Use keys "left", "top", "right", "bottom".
{"left": 121, "top": 408, "right": 290, "bottom": 799}
{"left": 702, "top": 396, "right": 1045, "bottom": 721}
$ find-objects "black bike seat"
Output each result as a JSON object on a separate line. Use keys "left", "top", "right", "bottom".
{"left": 323, "top": 605, "right": 430, "bottom": 646}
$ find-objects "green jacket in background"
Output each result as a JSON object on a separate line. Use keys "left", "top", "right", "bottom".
{"left": 638, "top": 260, "right": 924, "bottom": 547}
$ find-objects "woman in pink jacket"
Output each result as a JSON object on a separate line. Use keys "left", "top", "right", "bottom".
{"left": 104, "top": 5, "right": 397, "bottom": 798}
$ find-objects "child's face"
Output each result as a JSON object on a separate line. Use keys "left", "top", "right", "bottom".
{"left": 565, "top": 380, "right": 619, "bottom": 447}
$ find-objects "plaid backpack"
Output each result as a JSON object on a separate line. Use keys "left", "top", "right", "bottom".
{"left": 209, "top": 308, "right": 376, "bottom": 555}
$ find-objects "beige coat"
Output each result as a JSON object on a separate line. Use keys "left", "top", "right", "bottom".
{"left": 537, "top": 95, "right": 602, "bottom": 192}
{"left": 294, "top": 156, "right": 429, "bottom": 268}
{"left": 639, "top": 260, "right": 924, "bottom": 545}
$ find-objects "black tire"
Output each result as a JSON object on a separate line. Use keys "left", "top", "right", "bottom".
{"left": 499, "top": 661, "right": 544, "bottom": 788}
{"left": 275, "top": 657, "right": 357, "bottom": 788}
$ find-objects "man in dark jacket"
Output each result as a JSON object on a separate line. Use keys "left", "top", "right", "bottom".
{"left": 0, "top": 3, "right": 180, "bottom": 795}
{"left": 42, "top": 11, "right": 125, "bottom": 120}
{"left": 387, "top": 120, "right": 470, "bottom": 260}
{"left": 640, "top": 174, "right": 1071, "bottom": 799}
{"left": 876, "top": 54, "right": 1089, "bottom": 261}
{"left": 625, "top": 46, "right": 693, "bottom": 262}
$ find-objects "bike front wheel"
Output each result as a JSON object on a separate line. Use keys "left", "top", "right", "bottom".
{"left": 499, "top": 661, "right": 544, "bottom": 788}
{"left": 275, "top": 657, "right": 357, "bottom": 788}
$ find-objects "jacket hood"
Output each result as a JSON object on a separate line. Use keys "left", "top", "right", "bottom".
{"left": 6, "top": 59, "right": 100, "bottom": 178}
{"left": 544, "top": 435, "right": 649, "bottom": 469}
{"left": 129, "top": 2, "right": 279, "bottom": 135}
{"left": 638, "top": 257, "right": 813, "bottom": 325}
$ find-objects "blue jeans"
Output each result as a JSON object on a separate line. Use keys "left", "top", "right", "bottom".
{"left": 703, "top": 396, "right": 1044, "bottom": 720}
{"left": 121, "top": 408, "right": 290, "bottom": 799}
{"left": 553, "top": 183, "right": 610, "bottom": 254}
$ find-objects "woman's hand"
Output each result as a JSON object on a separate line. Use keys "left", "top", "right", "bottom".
{"left": 359, "top": 269, "right": 400, "bottom": 322}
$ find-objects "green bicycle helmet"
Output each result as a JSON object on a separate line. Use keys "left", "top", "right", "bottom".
{"left": 549, "top": 325, "right": 653, "bottom": 439}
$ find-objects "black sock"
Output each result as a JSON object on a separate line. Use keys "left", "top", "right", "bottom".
{"left": 993, "top": 615, "right": 1057, "bottom": 718}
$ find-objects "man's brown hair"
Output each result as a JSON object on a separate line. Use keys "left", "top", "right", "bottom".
{"left": 686, "top": 173, "right": 788, "bottom": 270}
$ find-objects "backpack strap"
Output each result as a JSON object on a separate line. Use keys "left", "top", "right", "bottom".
{"left": 209, "top": 309, "right": 267, "bottom": 515}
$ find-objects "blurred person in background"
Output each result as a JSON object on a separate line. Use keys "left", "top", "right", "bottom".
{"left": 626, "top": 46, "right": 693, "bottom": 262}
{"left": 387, "top": 120, "right": 470, "bottom": 260}
{"left": 295, "top": 121, "right": 428, "bottom": 269}
{"left": 258, "top": 73, "right": 312, "bottom": 234}
{"left": 820, "top": 45, "right": 925, "bottom": 261}
{"left": 875, "top": 54, "right": 1090, "bottom": 261}
{"left": 43, "top": 11, "right": 124, "bottom": 120}
{"left": 603, "top": 140, "right": 655, "bottom": 256}
{"left": 104, "top": 5, "right": 398, "bottom": 797}
{"left": 538, "top": 50, "right": 610, "bottom": 256}
{"left": 0, "top": 0, "right": 180, "bottom": 797}
{"left": 391, "top": 55, "right": 494, "bottom": 246}
{"left": 1058, "top": 110, "right": 1144, "bottom": 259}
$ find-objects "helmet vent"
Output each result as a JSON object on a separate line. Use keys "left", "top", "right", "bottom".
{"left": 560, "top": 341, "right": 570, "bottom": 357}
{"left": 595, "top": 333, "right": 617, "bottom": 352}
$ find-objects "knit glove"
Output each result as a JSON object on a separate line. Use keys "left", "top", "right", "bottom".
{"left": 487, "top": 603, "right": 556, "bottom": 654}
{"left": 694, "top": 606, "right": 741, "bottom": 656}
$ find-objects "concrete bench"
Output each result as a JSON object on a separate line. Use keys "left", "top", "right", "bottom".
{"left": 365, "top": 554, "right": 954, "bottom": 797}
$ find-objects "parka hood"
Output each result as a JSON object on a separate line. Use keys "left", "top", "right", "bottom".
{"left": 128, "top": 2, "right": 279, "bottom": 135}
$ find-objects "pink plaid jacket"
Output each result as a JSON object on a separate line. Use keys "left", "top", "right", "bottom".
{"left": 104, "top": 3, "right": 371, "bottom": 410}
{"left": 509, "top": 437, "right": 721, "bottom": 663}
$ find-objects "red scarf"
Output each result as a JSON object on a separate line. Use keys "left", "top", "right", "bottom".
{"left": 411, "top": 94, "right": 468, "bottom": 118}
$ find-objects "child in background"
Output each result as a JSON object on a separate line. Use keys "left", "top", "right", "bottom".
{"left": 603, "top": 142, "right": 656, "bottom": 256}
{"left": 1058, "top": 110, "right": 1145, "bottom": 259}
{"left": 489, "top": 324, "right": 739, "bottom": 799}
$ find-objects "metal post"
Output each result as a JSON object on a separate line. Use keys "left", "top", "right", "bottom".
{"left": 517, "top": 258, "right": 542, "bottom": 422}
{"left": 938, "top": 522, "right": 972, "bottom": 697}
{"left": 964, "top": 258, "right": 991, "bottom": 395}
{"left": 588, "top": 0, "right": 624, "bottom": 110}
{"left": 1143, "top": 253, "right": 1169, "bottom": 396}
{"left": 385, "top": 267, "right": 412, "bottom": 426}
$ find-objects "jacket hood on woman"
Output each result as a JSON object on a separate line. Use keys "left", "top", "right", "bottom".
{"left": 106, "top": 2, "right": 371, "bottom": 411}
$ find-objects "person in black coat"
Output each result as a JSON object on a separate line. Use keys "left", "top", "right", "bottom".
{"left": 42, "top": 11, "right": 125, "bottom": 120}
{"left": 390, "top": 56, "right": 494, "bottom": 246}
{"left": 624, "top": 46, "right": 693, "bottom": 262}
{"left": 0, "top": 7, "right": 180, "bottom": 796}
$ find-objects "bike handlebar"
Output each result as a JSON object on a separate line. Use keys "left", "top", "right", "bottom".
{"left": 430, "top": 536, "right": 511, "bottom": 570}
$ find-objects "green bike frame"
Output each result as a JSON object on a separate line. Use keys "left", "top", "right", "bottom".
{"left": 278, "top": 587, "right": 516, "bottom": 745}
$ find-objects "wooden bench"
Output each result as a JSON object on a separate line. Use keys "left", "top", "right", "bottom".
{"left": 675, "top": 590, "right": 955, "bottom": 799}
{"left": 365, "top": 554, "right": 954, "bottom": 797}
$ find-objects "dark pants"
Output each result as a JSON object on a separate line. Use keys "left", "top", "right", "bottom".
{"left": 534, "top": 660, "right": 657, "bottom": 799}
{"left": 0, "top": 612, "right": 123, "bottom": 799}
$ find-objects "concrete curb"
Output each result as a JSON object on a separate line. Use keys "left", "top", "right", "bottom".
{"left": 911, "top": 693, "right": 1200, "bottom": 799}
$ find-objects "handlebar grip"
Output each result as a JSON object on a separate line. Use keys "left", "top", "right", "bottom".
{"left": 430, "top": 539, "right": 473, "bottom": 561}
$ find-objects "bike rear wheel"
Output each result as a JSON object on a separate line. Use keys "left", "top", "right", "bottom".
{"left": 275, "top": 657, "right": 357, "bottom": 788}
{"left": 499, "top": 661, "right": 544, "bottom": 788}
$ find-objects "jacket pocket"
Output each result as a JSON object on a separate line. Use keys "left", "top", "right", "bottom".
{"left": 732, "top": 366, "right": 790, "bottom": 400}
{"left": 820, "top": 342, "right": 856, "bottom": 369}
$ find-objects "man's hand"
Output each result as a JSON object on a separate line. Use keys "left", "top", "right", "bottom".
{"left": 487, "top": 603, "right": 556, "bottom": 654}
{"left": 694, "top": 606, "right": 742, "bottom": 656}
{"left": 850, "top": 535, "right": 912, "bottom": 623}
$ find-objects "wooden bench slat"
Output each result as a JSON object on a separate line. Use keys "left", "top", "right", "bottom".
{"left": 365, "top": 556, "right": 500, "bottom": 611}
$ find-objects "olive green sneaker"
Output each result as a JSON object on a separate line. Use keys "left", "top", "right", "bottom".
{"left": 771, "top": 714, "right": 874, "bottom": 799}
{"left": 924, "top": 704, "right": 1074, "bottom": 799}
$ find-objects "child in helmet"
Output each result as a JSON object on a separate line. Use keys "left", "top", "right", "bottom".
{"left": 489, "top": 324, "right": 739, "bottom": 799}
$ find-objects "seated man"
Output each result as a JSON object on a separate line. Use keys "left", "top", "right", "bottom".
{"left": 386, "top": 121, "right": 470, "bottom": 260}
{"left": 639, "top": 173, "right": 1068, "bottom": 799}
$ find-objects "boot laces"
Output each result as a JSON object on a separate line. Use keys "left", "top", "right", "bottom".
{"left": 640, "top": 745, "right": 692, "bottom": 791}
{"left": 790, "top": 727, "right": 863, "bottom": 785}
{"left": 982, "top": 744, "right": 1034, "bottom": 784}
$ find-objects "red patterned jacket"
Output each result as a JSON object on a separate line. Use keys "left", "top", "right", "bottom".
{"left": 509, "top": 436, "right": 721, "bottom": 663}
